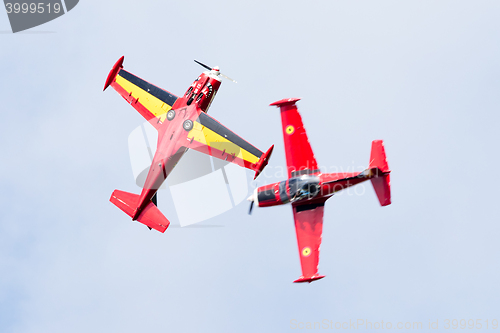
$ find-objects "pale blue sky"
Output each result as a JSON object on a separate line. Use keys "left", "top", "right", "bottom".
{"left": 1, "top": 1, "right": 500, "bottom": 332}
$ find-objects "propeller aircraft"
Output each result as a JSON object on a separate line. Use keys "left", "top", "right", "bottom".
{"left": 104, "top": 57, "right": 274, "bottom": 232}
{"left": 247, "top": 98, "right": 391, "bottom": 283}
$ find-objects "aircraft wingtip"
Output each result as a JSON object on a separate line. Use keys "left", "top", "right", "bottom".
{"left": 253, "top": 145, "right": 274, "bottom": 179}
{"left": 293, "top": 275, "right": 325, "bottom": 283}
{"left": 103, "top": 56, "right": 125, "bottom": 91}
{"left": 269, "top": 98, "right": 301, "bottom": 107}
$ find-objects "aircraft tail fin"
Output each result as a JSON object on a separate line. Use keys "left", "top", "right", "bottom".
{"left": 368, "top": 140, "right": 391, "bottom": 206}
{"left": 110, "top": 190, "right": 170, "bottom": 233}
{"left": 369, "top": 140, "right": 390, "bottom": 173}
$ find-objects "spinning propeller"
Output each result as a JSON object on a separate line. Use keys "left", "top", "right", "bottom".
{"left": 194, "top": 60, "right": 237, "bottom": 83}
{"left": 247, "top": 193, "right": 255, "bottom": 215}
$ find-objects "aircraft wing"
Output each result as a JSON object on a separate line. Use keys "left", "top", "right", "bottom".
{"left": 186, "top": 111, "right": 273, "bottom": 178}
{"left": 292, "top": 201, "right": 326, "bottom": 283}
{"left": 270, "top": 98, "right": 319, "bottom": 178}
{"left": 104, "top": 56, "right": 179, "bottom": 129}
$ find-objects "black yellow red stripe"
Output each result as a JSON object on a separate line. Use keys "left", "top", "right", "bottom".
{"left": 186, "top": 112, "right": 263, "bottom": 165}
{"left": 113, "top": 69, "right": 178, "bottom": 122}
{"left": 118, "top": 70, "right": 178, "bottom": 107}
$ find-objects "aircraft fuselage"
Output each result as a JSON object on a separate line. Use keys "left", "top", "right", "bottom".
{"left": 252, "top": 170, "right": 383, "bottom": 209}
{"left": 132, "top": 71, "right": 222, "bottom": 219}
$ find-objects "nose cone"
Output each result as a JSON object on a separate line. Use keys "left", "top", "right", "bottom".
{"left": 247, "top": 188, "right": 258, "bottom": 203}
{"left": 212, "top": 66, "right": 220, "bottom": 72}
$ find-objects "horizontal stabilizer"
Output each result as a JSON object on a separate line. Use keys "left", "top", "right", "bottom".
{"left": 293, "top": 275, "right": 326, "bottom": 283}
{"left": 110, "top": 190, "right": 170, "bottom": 233}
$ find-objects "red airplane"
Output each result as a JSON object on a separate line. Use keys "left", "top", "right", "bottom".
{"left": 247, "top": 98, "right": 391, "bottom": 283}
{"left": 104, "top": 57, "right": 274, "bottom": 232}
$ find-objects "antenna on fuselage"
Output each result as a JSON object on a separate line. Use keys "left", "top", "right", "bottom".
{"left": 194, "top": 60, "right": 237, "bottom": 83}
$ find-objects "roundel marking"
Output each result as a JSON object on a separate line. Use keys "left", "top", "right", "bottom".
{"left": 286, "top": 125, "right": 295, "bottom": 135}
{"left": 302, "top": 247, "right": 311, "bottom": 257}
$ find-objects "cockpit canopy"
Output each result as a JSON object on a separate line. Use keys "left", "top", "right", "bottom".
{"left": 255, "top": 175, "right": 321, "bottom": 208}
{"left": 287, "top": 175, "right": 320, "bottom": 202}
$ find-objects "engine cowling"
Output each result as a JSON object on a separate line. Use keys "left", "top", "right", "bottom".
{"left": 184, "top": 73, "right": 221, "bottom": 111}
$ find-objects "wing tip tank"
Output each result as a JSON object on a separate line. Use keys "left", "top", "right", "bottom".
{"left": 269, "top": 98, "right": 301, "bottom": 107}
{"left": 103, "top": 55, "right": 125, "bottom": 91}
{"left": 253, "top": 144, "right": 274, "bottom": 180}
{"left": 293, "top": 275, "right": 326, "bottom": 283}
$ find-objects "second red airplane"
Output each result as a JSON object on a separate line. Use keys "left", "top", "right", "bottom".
{"left": 247, "top": 98, "right": 391, "bottom": 283}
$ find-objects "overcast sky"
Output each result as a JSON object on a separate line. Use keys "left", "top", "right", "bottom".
{"left": 1, "top": 1, "right": 500, "bottom": 332}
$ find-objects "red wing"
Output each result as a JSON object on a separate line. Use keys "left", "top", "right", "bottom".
{"left": 292, "top": 201, "right": 326, "bottom": 283}
{"left": 104, "top": 56, "right": 179, "bottom": 130}
{"left": 270, "top": 99, "right": 319, "bottom": 178}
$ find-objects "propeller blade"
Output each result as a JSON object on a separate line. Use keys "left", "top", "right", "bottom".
{"left": 194, "top": 60, "right": 212, "bottom": 71}
{"left": 248, "top": 200, "right": 254, "bottom": 215}
{"left": 194, "top": 60, "right": 237, "bottom": 83}
{"left": 220, "top": 73, "right": 237, "bottom": 83}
